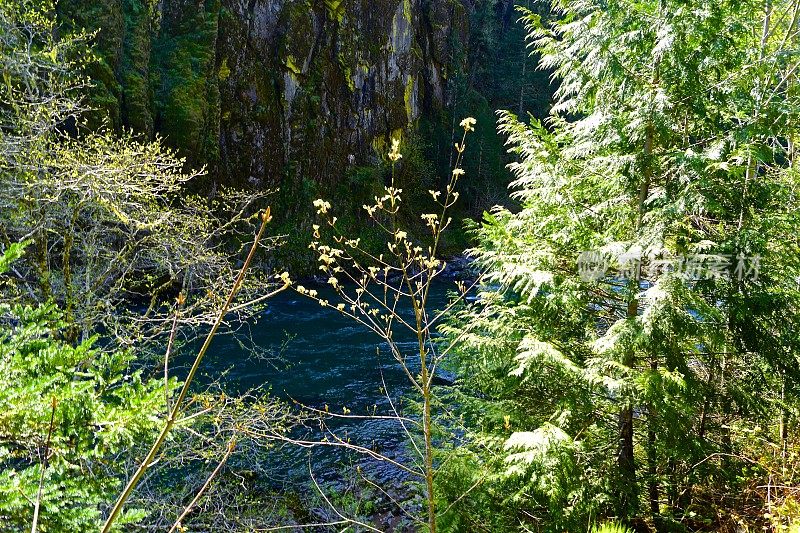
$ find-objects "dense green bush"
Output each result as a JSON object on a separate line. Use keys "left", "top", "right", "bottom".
{"left": 0, "top": 247, "right": 165, "bottom": 531}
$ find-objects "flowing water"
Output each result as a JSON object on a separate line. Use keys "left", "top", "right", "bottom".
{"left": 188, "top": 280, "right": 455, "bottom": 487}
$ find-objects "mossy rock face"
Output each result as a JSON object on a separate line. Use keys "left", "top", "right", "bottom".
{"left": 58, "top": 0, "right": 465, "bottom": 188}
{"left": 153, "top": 0, "right": 221, "bottom": 164}
{"left": 120, "top": 0, "right": 155, "bottom": 135}
{"left": 56, "top": 0, "right": 554, "bottom": 267}
{"left": 212, "top": 0, "right": 438, "bottom": 194}
{"left": 57, "top": 0, "right": 125, "bottom": 129}
{"left": 209, "top": 0, "right": 479, "bottom": 199}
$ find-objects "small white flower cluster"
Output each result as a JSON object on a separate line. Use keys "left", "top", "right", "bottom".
{"left": 295, "top": 286, "right": 318, "bottom": 298}
{"left": 421, "top": 213, "right": 438, "bottom": 229}
{"left": 313, "top": 198, "right": 331, "bottom": 215}
{"left": 460, "top": 117, "right": 477, "bottom": 131}
{"left": 388, "top": 138, "right": 402, "bottom": 162}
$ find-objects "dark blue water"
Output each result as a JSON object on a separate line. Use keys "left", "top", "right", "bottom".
{"left": 188, "top": 281, "right": 454, "bottom": 486}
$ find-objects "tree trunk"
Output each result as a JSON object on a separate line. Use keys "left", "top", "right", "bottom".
{"left": 617, "top": 60, "right": 657, "bottom": 516}
{"left": 617, "top": 297, "right": 639, "bottom": 517}
{"left": 647, "top": 361, "right": 660, "bottom": 528}
{"left": 617, "top": 403, "right": 637, "bottom": 516}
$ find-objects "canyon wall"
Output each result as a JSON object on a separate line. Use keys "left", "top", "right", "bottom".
{"left": 60, "top": 0, "right": 486, "bottom": 188}
{"left": 58, "top": 0, "right": 551, "bottom": 267}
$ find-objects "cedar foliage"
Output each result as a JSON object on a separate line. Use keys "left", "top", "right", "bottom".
{"left": 439, "top": 0, "right": 800, "bottom": 530}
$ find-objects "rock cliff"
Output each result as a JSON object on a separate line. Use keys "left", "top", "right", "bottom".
{"left": 60, "top": 0, "right": 481, "bottom": 187}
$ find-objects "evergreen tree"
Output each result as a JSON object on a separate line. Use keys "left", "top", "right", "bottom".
{"left": 440, "top": 0, "right": 800, "bottom": 529}
{"left": 0, "top": 247, "right": 166, "bottom": 531}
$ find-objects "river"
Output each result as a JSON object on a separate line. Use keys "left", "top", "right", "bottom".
{"left": 187, "top": 280, "right": 457, "bottom": 487}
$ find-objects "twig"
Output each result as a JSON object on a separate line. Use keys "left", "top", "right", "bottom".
{"left": 359, "top": 472, "right": 425, "bottom": 525}
{"left": 255, "top": 520, "right": 350, "bottom": 531}
{"left": 164, "top": 295, "right": 183, "bottom": 413}
{"left": 30, "top": 396, "right": 57, "bottom": 533}
{"left": 167, "top": 438, "right": 236, "bottom": 533}
{"left": 440, "top": 474, "right": 486, "bottom": 516}
{"left": 102, "top": 208, "right": 276, "bottom": 533}
{"left": 308, "top": 459, "right": 384, "bottom": 533}
{"left": 227, "top": 285, "right": 291, "bottom": 314}
{"left": 288, "top": 395, "right": 420, "bottom": 426}
{"left": 241, "top": 428, "right": 423, "bottom": 478}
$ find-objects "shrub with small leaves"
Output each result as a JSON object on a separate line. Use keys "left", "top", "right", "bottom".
{"left": 0, "top": 250, "right": 166, "bottom": 531}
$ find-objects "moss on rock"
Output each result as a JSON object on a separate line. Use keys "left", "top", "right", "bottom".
{"left": 55, "top": 0, "right": 553, "bottom": 274}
